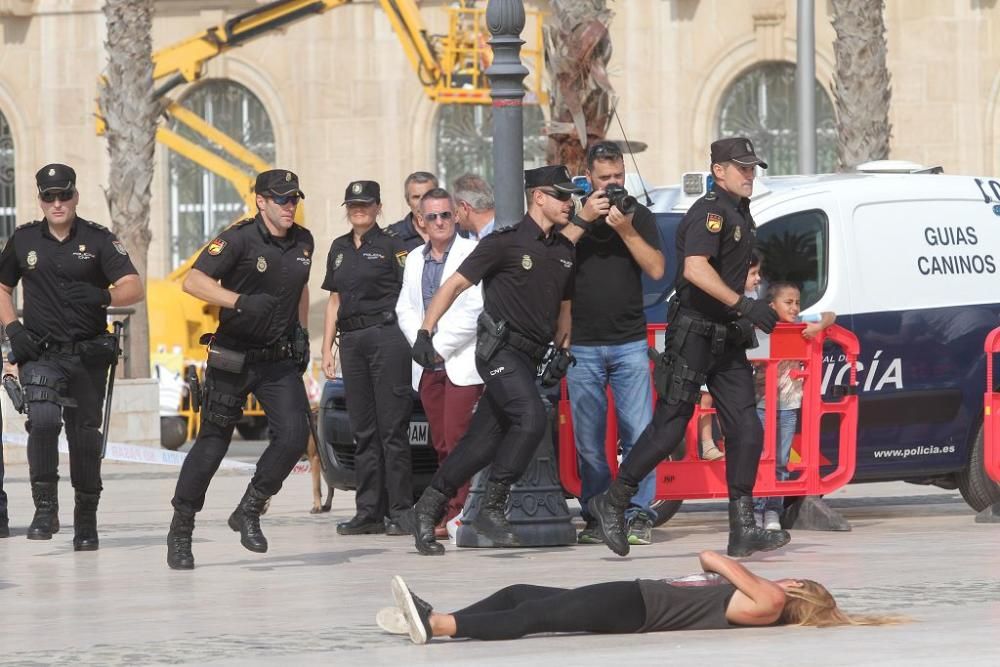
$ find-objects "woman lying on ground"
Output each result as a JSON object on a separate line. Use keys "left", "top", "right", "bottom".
{"left": 378, "top": 550, "right": 900, "bottom": 644}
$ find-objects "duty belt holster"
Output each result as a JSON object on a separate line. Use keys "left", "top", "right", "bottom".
{"left": 339, "top": 311, "right": 396, "bottom": 333}
{"left": 200, "top": 334, "right": 247, "bottom": 374}
{"left": 21, "top": 371, "right": 77, "bottom": 408}
{"left": 475, "top": 311, "right": 508, "bottom": 363}
{"left": 201, "top": 386, "right": 244, "bottom": 428}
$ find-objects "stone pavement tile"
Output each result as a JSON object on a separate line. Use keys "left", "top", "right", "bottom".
{"left": 0, "top": 461, "right": 998, "bottom": 666}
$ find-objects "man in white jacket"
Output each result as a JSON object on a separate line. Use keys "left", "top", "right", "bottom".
{"left": 396, "top": 188, "right": 484, "bottom": 534}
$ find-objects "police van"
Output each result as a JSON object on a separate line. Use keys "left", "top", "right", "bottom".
{"left": 644, "top": 162, "right": 1000, "bottom": 515}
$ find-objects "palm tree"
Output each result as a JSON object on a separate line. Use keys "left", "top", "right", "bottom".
{"left": 544, "top": 0, "right": 616, "bottom": 173}
{"left": 830, "top": 0, "right": 892, "bottom": 170}
{"left": 98, "top": 0, "right": 157, "bottom": 378}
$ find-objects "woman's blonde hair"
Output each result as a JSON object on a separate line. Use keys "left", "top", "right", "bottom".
{"left": 779, "top": 580, "right": 905, "bottom": 627}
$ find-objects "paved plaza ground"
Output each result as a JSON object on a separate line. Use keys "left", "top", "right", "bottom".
{"left": 0, "top": 451, "right": 998, "bottom": 666}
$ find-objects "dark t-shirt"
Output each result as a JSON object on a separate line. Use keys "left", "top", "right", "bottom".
{"left": 675, "top": 186, "right": 756, "bottom": 322}
{"left": 571, "top": 203, "right": 661, "bottom": 345}
{"left": 637, "top": 580, "right": 737, "bottom": 633}
{"left": 458, "top": 214, "right": 575, "bottom": 345}
{"left": 192, "top": 216, "right": 314, "bottom": 348}
{"left": 322, "top": 225, "right": 408, "bottom": 321}
{"left": 0, "top": 216, "right": 137, "bottom": 341}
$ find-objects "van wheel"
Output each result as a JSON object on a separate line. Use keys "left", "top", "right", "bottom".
{"left": 651, "top": 499, "right": 683, "bottom": 527}
{"left": 956, "top": 422, "right": 1000, "bottom": 512}
{"left": 160, "top": 417, "right": 187, "bottom": 451}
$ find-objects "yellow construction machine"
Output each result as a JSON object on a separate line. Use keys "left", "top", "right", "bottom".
{"left": 97, "top": 0, "right": 546, "bottom": 447}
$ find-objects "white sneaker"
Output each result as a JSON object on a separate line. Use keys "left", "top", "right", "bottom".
{"left": 375, "top": 607, "right": 409, "bottom": 635}
{"left": 764, "top": 510, "right": 782, "bottom": 531}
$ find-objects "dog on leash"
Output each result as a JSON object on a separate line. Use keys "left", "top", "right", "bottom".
{"left": 307, "top": 407, "right": 334, "bottom": 513}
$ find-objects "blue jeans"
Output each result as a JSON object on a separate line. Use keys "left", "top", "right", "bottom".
{"left": 567, "top": 340, "right": 656, "bottom": 521}
{"left": 754, "top": 407, "right": 797, "bottom": 514}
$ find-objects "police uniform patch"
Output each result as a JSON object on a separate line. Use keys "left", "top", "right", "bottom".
{"left": 47, "top": 168, "right": 55, "bottom": 177}
{"left": 351, "top": 183, "right": 363, "bottom": 195}
{"left": 26, "top": 250, "right": 37, "bottom": 267}
{"left": 733, "top": 227, "right": 741, "bottom": 242}
{"left": 395, "top": 250, "right": 407, "bottom": 268}
{"left": 256, "top": 256, "right": 268, "bottom": 272}
{"left": 706, "top": 213, "right": 723, "bottom": 234}
{"left": 112, "top": 240, "right": 128, "bottom": 255}
{"left": 334, "top": 252, "right": 343, "bottom": 269}
{"left": 207, "top": 238, "right": 227, "bottom": 256}
{"left": 521, "top": 254, "right": 533, "bottom": 270}
{"left": 79, "top": 244, "right": 86, "bottom": 252}
{"left": 285, "top": 172, "right": 292, "bottom": 182}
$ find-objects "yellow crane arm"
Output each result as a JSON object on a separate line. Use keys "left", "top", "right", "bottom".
{"left": 152, "top": 0, "right": 352, "bottom": 99}
{"left": 376, "top": 0, "right": 442, "bottom": 88}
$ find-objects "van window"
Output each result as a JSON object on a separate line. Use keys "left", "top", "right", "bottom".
{"left": 756, "top": 209, "right": 829, "bottom": 308}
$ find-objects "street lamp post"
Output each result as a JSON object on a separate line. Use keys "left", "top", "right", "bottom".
{"left": 455, "top": 0, "right": 576, "bottom": 549}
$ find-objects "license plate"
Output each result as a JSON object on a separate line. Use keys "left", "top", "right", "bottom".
{"left": 409, "top": 421, "right": 429, "bottom": 445}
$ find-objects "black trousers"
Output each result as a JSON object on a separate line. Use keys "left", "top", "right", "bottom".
{"left": 453, "top": 582, "right": 646, "bottom": 641}
{"left": 340, "top": 323, "right": 413, "bottom": 521}
{"left": 172, "top": 357, "right": 309, "bottom": 514}
{"left": 618, "top": 326, "right": 762, "bottom": 499}
{"left": 0, "top": 406, "right": 6, "bottom": 514}
{"left": 20, "top": 353, "right": 110, "bottom": 494}
{"left": 430, "top": 345, "right": 547, "bottom": 498}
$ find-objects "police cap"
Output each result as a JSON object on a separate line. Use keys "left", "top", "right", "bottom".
{"left": 342, "top": 180, "right": 381, "bottom": 205}
{"left": 710, "top": 137, "right": 768, "bottom": 170}
{"left": 255, "top": 169, "right": 305, "bottom": 199}
{"left": 35, "top": 163, "right": 76, "bottom": 194}
{"left": 524, "top": 165, "right": 584, "bottom": 194}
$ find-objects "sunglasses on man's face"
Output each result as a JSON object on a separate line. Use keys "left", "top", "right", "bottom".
{"left": 40, "top": 190, "right": 74, "bottom": 203}
{"left": 539, "top": 188, "right": 573, "bottom": 202}
{"left": 422, "top": 211, "right": 454, "bottom": 222}
{"left": 270, "top": 194, "right": 300, "bottom": 206}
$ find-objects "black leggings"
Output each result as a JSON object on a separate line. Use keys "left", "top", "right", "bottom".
{"left": 452, "top": 582, "right": 646, "bottom": 641}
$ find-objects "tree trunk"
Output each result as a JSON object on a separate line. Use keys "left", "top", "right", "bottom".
{"left": 831, "top": 0, "right": 892, "bottom": 171}
{"left": 99, "top": 0, "right": 156, "bottom": 378}
{"left": 544, "top": 0, "right": 616, "bottom": 173}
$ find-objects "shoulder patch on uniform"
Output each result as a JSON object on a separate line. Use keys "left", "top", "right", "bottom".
{"left": 207, "top": 238, "right": 227, "bottom": 256}
{"left": 395, "top": 250, "right": 408, "bottom": 267}
{"left": 112, "top": 240, "right": 128, "bottom": 255}
{"left": 705, "top": 213, "right": 723, "bottom": 234}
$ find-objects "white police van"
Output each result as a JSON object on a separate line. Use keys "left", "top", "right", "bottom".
{"left": 643, "top": 162, "right": 1000, "bottom": 514}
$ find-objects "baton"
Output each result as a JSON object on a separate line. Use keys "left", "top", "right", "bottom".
{"left": 100, "top": 321, "right": 124, "bottom": 459}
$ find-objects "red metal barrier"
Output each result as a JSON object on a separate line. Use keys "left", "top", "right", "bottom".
{"left": 984, "top": 326, "right": 1000, "bottom": 484}
{"left": 558, "top": 323, "right": 860, "bottom": 501}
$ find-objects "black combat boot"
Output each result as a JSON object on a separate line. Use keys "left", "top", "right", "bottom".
{"left": 167, "top": 510, "right": 196, "bottom": 570}
{"left": 27, "top": 481, "right": 60, "bottom": 540}
{"left": 228, "top": 484, "right": 270, "bottom": 553}
{"left": 412, "top": 486, "right": 448, "bottom": 556}
{"left": 72, "top": 491, "right": 100, "bottom": 551}
{"left": 472, "top": 480, "right": 520, "bottom": 547}
{"left": 727, "top": 496, "right": 791, "bottom": 557}
{"left": 587, "top": 478, "right": 638, "bottom": 557}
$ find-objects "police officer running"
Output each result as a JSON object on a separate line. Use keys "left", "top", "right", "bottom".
{"left": 321, "top": 180, "right": 415, "bottom": 536}
{"left": 589, "top": 138, "right": 790, "bottom": 558}
{"left": 167, "top": 169, "right": 313, "bottom": 570}
{"left": 0, "top": 164, "right": 144, "bottom": 550}
{"left": 408, "top": 165, "right": 581, "bottom": 556}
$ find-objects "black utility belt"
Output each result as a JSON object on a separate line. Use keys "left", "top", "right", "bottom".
{"left": 339, "top": 311, "right": 396, "bottom": 333}
{"left": 476, "top": 311, "right": 549, "bottom": 364}
{"left": 40, "top": 333, "right": 117, "bottom": 362}
{"left": 672, "top": 310, "right": 754, "bottom": 353}
{"left": 200, "top": 333, "right": 293, "bottom": 374}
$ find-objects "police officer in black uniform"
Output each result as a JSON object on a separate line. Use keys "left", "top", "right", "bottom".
{"left": 385, "top": 171, "right": 437, "bottom": 251}
{"left": 0, "top": 164, "right": 144, "bottom": 550}
{"left": 589, "top": 138, "right": 790, "bottom": 559}
{"left": 321, "top": 180, "right": 414, "bottom": 536}
{"left": 167, "top": 169, "right": 313, "bottom": 570}
{"left": 408, "top": 165, "right": 581, "bottom": 556}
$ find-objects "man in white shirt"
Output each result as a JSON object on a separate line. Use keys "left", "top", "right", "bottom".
{"left": 396, "top": 188, "right": 484, "bottom": 534}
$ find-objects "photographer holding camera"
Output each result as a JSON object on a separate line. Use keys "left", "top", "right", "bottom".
{"left": 559, "top": 141, "right": 665, "bottom": 547}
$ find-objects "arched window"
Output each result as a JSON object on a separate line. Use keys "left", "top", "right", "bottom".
{"left": 717, "top": 62, "right": 836, "bottom": 175}
{"left": 168, "top": 80, "right": 275, "bottom": 267}
{"left": 435, "top": 104, "right": 547, "bottom": 189}
{"left": 0, "top": 110, "right": 15, "bottom": 243}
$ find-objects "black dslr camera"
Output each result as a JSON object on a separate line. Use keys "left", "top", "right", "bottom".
{"left": 604, "top": 184, "right": 637, "bottom": 215}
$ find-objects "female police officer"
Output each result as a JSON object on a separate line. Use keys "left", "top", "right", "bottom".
{"left": 321, "top": 180, "right": 414, "bottom": 536}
